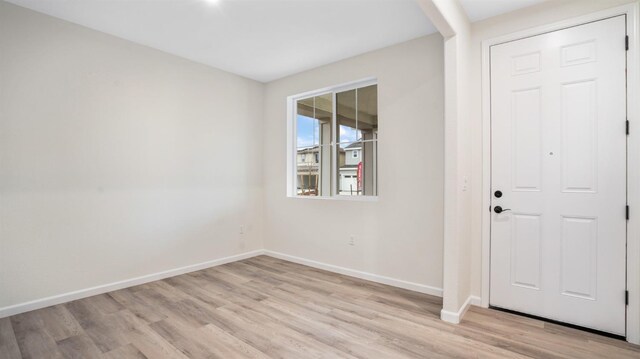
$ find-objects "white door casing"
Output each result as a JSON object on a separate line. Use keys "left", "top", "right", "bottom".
{"left": 490, "top": 16, "right": 627, "bottom": 335}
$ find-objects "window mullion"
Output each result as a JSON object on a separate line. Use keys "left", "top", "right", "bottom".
{"left": 355, "top": 87, "right": 358, "bottom": 141}
{"left": 293, "top": 100, "right": 297, "bottom": 196}
{"left": 332, "top": 91, "right": 337, "bottom": 197}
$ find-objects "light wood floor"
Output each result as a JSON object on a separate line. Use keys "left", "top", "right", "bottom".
{"left": 2, "top": 256, "right": 639, "bottom": 359}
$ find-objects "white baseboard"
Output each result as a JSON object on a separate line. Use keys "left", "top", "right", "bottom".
{"left": 469, "top": 295, "right": 482, "bottom": 307}
{"left": 0, "top": 249, "right": 266, "bottom": 318}
{"left": 263, "top": 250, "right": 443, "bottom": 297}
{"left": 440, "top": 295, "right": 481, "bottom": 324}
{"left": 1, "top": 249, "right": 443, "bottom": 319}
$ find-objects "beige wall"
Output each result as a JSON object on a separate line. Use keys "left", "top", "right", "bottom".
{"left": 0, "top": 2, "right": 264, "bottom": 308}
{"left": 263, "top": 34, "right": 445, "bottom": 290}
{"left": 468, "top": 0, "right": 640, "bottom": 298}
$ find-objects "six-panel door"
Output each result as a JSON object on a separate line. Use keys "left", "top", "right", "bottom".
{"left": 490, "top": 15, "right": 627, "bottom": 335}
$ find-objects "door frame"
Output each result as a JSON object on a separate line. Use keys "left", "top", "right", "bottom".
{"left": 480, "top": 2, "right": 640, "bottom": 344}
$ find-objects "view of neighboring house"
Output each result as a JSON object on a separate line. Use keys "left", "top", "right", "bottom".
{"left": 296, "top": 146, "right": 321, "bottom": 195}
{"left": 339, "top": 142, "right": 361, "bottom": 195}
{"left": 297, "top": 145, "right": 362, "bottom": 195}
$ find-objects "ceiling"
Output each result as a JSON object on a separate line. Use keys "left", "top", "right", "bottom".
{"left": 7, "top": 0, "right": 547, "bottom": 83}
{"left": 6, "top": 0, "right": 436, "bottom": 82}
{"left": 458, "top": 0, "right": 547, "bottom": 22}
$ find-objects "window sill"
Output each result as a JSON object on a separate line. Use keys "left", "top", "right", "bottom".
{"left": 288, "top": 195, "right": 379, "bottom": 202}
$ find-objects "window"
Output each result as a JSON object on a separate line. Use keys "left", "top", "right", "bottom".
{"left": 289, "top": 79, "right": 378, "bottom": 198}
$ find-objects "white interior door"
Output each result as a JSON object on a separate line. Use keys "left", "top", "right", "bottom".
{"left": 490, "top": 16, "right": 627, "bottom": 335}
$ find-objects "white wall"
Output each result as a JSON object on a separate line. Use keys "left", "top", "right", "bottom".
{"left": 262, "top": 34, "right": 445, "bottom": 291}
{"left": 417, "top": 0, "right": 473, "bottom": 318}
{"left": 0, "top": 1, "right": 264, "bottom": 309}
{"left": 432, "top": 0, "right": 473, "bottom": 316}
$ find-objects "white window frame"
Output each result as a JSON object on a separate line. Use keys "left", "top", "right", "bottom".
{"left": 286, "top": 77, "right": 378, "bottom": 201}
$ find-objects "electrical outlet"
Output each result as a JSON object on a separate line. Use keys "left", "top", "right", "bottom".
{"left": 348, "top": 235, "right": 355, "bottom": 246}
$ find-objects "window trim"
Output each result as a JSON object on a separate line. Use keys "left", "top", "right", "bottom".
{"left": 286, "top": 77, "right": 378, "bottom": 200}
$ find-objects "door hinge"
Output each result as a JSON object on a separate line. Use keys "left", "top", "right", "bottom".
{"left": 626, "top": 205, "right": 630, "bottom": 220}
{"left": 626, "top": 35, "right": 629, "bottom": 51}
{"left": 627, "top": 120, "right": 630, "bottom": 135}
{"left": 626, "top": 290, "right": 629, "bottom": 305}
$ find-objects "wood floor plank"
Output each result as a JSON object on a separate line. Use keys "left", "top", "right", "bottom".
{"left": 36, "top": 305, "right": 83, "bottom": 342}
{"left": 217, "top": 301, "right": 360, "bottom": 359}
{"left": 65, "top": 301, "right": 144, "bottom": 354}
{"left": 10, "top": 312, "right": 64, "bottom": 359}
{"left": 125, "top": 325, "right": 189, "bottom": 359}
{"left": 107, "top": 288, "right": 168, "bottom": 324}
{"left": 150, "top": 316, "right": 269, "bottom": 359}
{"left": 56, "top": 334, "right": 103, "bottom": 359}
{"left": 102, "top": 344, "right": 148, "bottom": 359}
{"left": 163, "top": 276, "right": 230, "bottom": 309}
{"left": 3, "top": 255, "right": 640, "bottom": 358}
{"left": 0, "top": 317, "right": 22, "bottom": 359}
{"left": 200, "top": 323, "right": 271, "bottom": 359}
{"left": 149, "top": 319, "right": 225, "bottom": 359}
{"left": 252, "top": 296, "right": 418, "bottom": 358}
